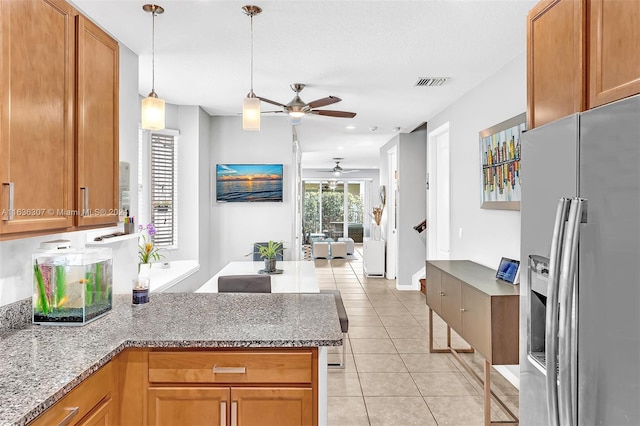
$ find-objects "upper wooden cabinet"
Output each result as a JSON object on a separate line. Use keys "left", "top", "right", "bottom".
{"left": 527, "top": 0, "right": 640, "bottom": 129}
{"left": 527, "top": 0, "right": 586, "bottom": 129}
{"left": 76, "top": 15, "right": 119, "bottom": 228}
{"left": 0, "top": 0, "right": 76, "bottom": 235}
{"left": 588, "top": 0, "right": 640, "bottom": 108}
{"left": 0, "top": 0, "right": 119, "bottom": 238}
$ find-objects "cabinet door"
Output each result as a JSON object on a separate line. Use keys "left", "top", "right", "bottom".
{"left": 231, "top": 387, "right": 314, "bottom": 426}
{"left": 527, "top": 0, "right": 586, "bottom": 129}
{"left": 461, "top": 285, "right": 491, "bottom": 362}
{"left": 76, "top": 397, "right": 112, "bottom": 426}
{"left": 148, "top": 387, "right": 229, "bottom": 426}
{"left": 588, "top": 0, "right": 640, "bottom": 108}
{"left": 0, "top": 0, "right": 75, "bottom": 235}
{"left": 440, "top": 273, "right": 462, "bottom": 334}
{"left": 425, "top": 263, "right": 442, "bottom": 316}
{"left": 76, "top": 15, "right": 119, "bottom": 227}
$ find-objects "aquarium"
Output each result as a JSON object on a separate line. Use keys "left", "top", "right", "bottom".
{"left": 33, "top": 247, "right": 113, "bottom": 325}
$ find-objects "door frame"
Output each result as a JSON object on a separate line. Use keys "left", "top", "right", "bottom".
{"left": 427, "top": 122, "right": 450, "bottom": 261}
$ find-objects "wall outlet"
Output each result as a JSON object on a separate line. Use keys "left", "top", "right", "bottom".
{"left": 458, "top": 227, "right": 463, "bottom": 239}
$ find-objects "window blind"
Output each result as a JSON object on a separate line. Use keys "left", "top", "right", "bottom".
{"left": 150, "top": 133, "right": 177, "bottom": 247}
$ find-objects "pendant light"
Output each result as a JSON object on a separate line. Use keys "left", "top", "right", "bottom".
{"left": 141, "top": 4, "right": 165, "bottom": 131}
{"left": 242, "top": 5, "right": 262, "bottom": 131}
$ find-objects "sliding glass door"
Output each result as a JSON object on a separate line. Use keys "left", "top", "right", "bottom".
{"left": 303, "top": 180, "right": 366, "bottom": 243}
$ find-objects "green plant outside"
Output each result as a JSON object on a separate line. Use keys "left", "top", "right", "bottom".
{"left": 303, "top": 190, "right": 364, "bottom": 234}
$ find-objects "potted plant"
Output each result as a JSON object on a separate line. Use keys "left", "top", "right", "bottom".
{"left": 138, "top": 223, "right": 164, "bottom": 275}
{"left": 250, "top": 241, "right": 284, "bottom": 272}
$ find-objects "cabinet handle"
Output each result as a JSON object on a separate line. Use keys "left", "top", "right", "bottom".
{"left": 439, "top": 291, "right": 445, "bottom": 296}
{"left": 212, "top": 365, "right": 246, "bottom": 374}
{"left": 2, "top": 182, "right": 14, "bottom": 221}
{"left": 231, "top": 401, "right": 238, "bottom": 426}
{"left": 460, "top": 308, "right": 466, "bottom": 312}
{"left": 220, "top": 401, "right": 226, "bottom": 426}
{"left": 80, "top": 187, "right": 89, "bottom": 216}
{"left": 57, "top": 407, "right": 79, "bottom": 426}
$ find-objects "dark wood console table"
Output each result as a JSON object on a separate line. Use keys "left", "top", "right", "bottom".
{"left": 426, "top": 260, "right": 519, "bottom": 426}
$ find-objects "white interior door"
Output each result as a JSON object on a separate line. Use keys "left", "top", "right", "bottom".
{"left": 427, "top": 123, "right": 450, "bottom": 260}
{"left": 386, "top": 146, "right": 398, "bottom": 279}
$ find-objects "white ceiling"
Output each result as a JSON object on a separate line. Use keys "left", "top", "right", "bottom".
{"left": 71, "top": 0, "right": 535, "bottom": 170}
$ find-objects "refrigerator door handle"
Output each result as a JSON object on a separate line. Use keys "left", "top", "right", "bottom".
{"left": 558, "top": 198, "right": 586, "bottom": 426}
{"left": 545, "top": 197, "right": 571, "bottom": 426}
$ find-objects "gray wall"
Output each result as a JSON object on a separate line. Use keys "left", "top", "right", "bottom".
{"left": 379, "top": 129, "right": 427, "bottom": 289}
{"left": 398, "top": 128, "right": 427, "bottom": 288}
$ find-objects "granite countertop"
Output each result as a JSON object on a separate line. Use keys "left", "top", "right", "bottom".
{"left": 0, "top": 293, "right": 342, "bottom": 426}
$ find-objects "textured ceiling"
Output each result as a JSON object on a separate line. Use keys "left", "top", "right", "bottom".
{"left": 71, "top": 0, "right": 536, "bottom": 170}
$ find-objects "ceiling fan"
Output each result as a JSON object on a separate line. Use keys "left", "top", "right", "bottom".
{"left": 259, "top": 83, "right": 357, "bottom": 119}
{"left": 322, "top": 158, "right": 360, "bottom": 176}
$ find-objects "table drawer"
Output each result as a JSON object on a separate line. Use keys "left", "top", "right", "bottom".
{"left": 148, "top": 350, "right": 313, "bottom": 384}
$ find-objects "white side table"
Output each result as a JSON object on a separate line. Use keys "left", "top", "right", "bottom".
{"left": 363, "top": 237, "right": 385, "bottom": 277}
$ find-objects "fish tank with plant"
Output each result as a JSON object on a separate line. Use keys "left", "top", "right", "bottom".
{"left": 32, "top": 246, "right": 113, "bottom": 325}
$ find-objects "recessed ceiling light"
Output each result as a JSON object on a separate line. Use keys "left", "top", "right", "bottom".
{"left": 369, "top": 126, "right": 378, "bottom": 132}
{"left": 392, "top": 127, "right": 401, "bottom": 132}
{"left": 337, "top": 146, "right": 344, "bottom": 150}
{"left": 345, "top": 125, "right": 356, "bottom": 130}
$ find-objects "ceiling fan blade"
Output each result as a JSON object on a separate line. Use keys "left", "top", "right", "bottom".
{"left": 307, "top": 96, "right": 341, "bottom": 109}
{"left": 341, "top": 169, "right": 361, "bottom": 174}
{"left": 310, "top": 109, "right": 357, "bottom": 118}
{"left": 258, "top": 97, "right": 287, "bottom": 108}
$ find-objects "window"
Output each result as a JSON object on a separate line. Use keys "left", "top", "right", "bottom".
{"left": 150, "top": 133, "right": 178, "bottom": 247}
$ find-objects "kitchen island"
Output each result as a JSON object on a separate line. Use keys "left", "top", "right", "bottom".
{"left": 0, "top": 293, "right": 342, "bottom": 425}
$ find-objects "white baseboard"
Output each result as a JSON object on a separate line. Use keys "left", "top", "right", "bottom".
{"left": 494, "top": 365, "right": 520, "bottom": 390}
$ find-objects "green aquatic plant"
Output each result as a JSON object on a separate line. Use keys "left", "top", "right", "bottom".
{"left": 85, "top": 272, "right": 94, "bottom": 306}
{"left": 95, "top": 263, "right": 102, "bottom": 301}
{"left": 34, "top": 261, "right": 49, "bottom": 315}
{"left": 55, "top": 265, "right": 66, "bottom": 307}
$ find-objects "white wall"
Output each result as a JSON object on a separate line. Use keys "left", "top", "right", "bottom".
{"left": 427, "top": 53, "right": 524, "bottom": 269}
{"left": 209, "top": 116, "right": 295, "bottom": 275}
{"left": 426, "top": 52, "right": 526, "bottom": 385}
{"left": 164, "top": 106, "right": 212, "bottom": 292}
{"left": 0, "top": 43, "right": 140, "bottom": 306}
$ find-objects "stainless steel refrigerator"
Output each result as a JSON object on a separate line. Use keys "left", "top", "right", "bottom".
{"left": 520, "top": 94, "right": 640, "bottom": 426}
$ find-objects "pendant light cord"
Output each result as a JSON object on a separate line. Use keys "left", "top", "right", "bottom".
{"left": 250, "top": 12, "right": 254, "bottom": 94}
{"left": 151, "top": 8, "right": 156, "bottom": 94}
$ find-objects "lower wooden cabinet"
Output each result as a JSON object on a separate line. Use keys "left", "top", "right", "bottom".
{"left": 76, "top": 398, "right": 113, "bottom": 426}
{"left": 30, "top": 362, "right": 113, "bottom": 426}
{"left": 232, "top": 388, "right": 313, "bottom": 426}
{"left": 148, "top": 386, "right": 313, "bottom": 426}
{"left": 146, "top": 348, "right": 317, "bottom": 426}
{"left": 148, "top": 387, "right": 228, "bottom": 426}
{"left": 30, "top": 347, "right": 318, "bottom": 426}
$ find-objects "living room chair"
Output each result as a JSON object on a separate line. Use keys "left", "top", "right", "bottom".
{"left": 218, "top": 274, "right": 272, "bottom": 293}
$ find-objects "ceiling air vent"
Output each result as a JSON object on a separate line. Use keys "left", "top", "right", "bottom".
{"left": 414, "top": 77, "right": 450, "bottom": 87}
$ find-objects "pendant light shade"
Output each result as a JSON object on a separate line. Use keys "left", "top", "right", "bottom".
{"left": 141, "top": 4, "right": 165, "bottom": 131}
{"left": 242, "top": 5, "right": 262, "bottom": 131}
{"left": 243, "top": 93, "right": 261, "bottom": 131}
{"left": 141, "top": 93, "right": 165, "bottom": 131}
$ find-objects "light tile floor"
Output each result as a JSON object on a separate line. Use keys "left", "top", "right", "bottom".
{"left": 317, "top": 246, "right": 519, "bottom": 426}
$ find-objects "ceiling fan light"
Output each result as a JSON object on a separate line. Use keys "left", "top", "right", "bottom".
{"left": 289, "top": 111, "right": 305, "bottom": 118}
{"left": 141, "top": 94, "right": 165, "bottom": 131}
{"left": 291, "top": 116, "right": 303, "bottom": 126}
{"left": 242, "top": 96, "right": 261, "bottom": 131}
{"left": 333, "top": 170, "right": 341, "bottom": 177}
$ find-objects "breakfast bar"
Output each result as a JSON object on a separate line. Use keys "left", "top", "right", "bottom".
{"left": 0, "top": 293, "right": 342, "bottom": 425}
